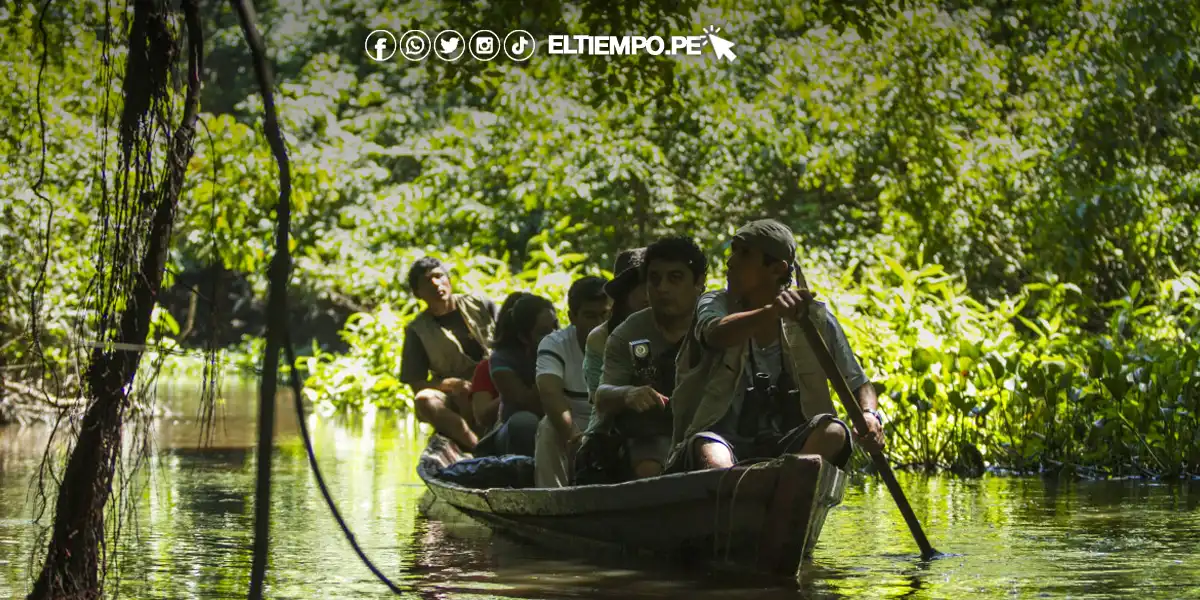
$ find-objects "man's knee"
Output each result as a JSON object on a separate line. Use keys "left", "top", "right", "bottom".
{"left": 624, "top": 435, "right": 671, "bottom": 479}
{"left": 815, "top": 421, "right": 848, "bottom": 446}
{"left": 508, "top": 411, "right": 540, "bottom": 438}
{"left": 801, "top": 421, "right": 850, "bottom": 462}
{"left": 816, "top": 422, "right": 844, "bottom": 446}
{"left": 633, "top": 460, "right": 663, "bottom": 479}
{"left": 413, "top": 389, "right": 447, "bottom": 422}
{"left": 691, "top": 438, "right": 734, "bottom": 470}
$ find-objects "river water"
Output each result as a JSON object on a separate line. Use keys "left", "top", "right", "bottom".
{"left": 2, "top": 382, "right": 1199, "bottom": 599}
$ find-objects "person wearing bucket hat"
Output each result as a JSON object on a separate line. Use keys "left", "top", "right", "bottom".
{"left": 666, "top": 218, "right": 885, "bottom": 473}
{"left": 602, "top": 248, "right": 648, "bottom": 313}
{"left": 573, "top": 249, "right": 649, "bottom": 483}
{"left": 581, "top": 248, "right": 649, "bottom": 400}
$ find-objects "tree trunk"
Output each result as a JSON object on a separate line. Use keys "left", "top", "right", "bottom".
{"left": 633, "top": 175, "right": 649, "bottom": 246}
{"left": 27, "top": 1, "right": 202, "bottom": 598}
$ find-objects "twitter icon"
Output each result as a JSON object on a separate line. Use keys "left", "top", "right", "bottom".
{"left": 434, "top": 30, "right": 465, "bottom": 61}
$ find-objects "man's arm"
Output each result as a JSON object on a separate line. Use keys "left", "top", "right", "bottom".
{"left": 405, "top": 374, "right": 468, "bottom": 396}
{"left": 536, "top": 339, "right": 578, "bottom": 444}
{"left": 853, "top": 381, "right": 884, "bottom": 451}
{"left": 594, "top": 384, "right": 640, "bottom": 415}
{"left": 823, "top": 313, "right": 871, "bottom": 407}
{"left": 537, "top": 373, "right": 578, "bottom": 444}
{"left": 703, "top": 290, "right": 817, "bottom": 349}
{"left": 702, "top": 306, "right": 779, "bottom": 349}
{"left": 823, "top": 312, "right": 884, "bottom": 450}
{"left": 492, "top": 369, "right": 542, "bottom": 414}
{"left": 595, "top": 385, "right": 661, "bottom": 415}
{"left": 582, "top": 326, "right": 606, "bottom": 398}
{"left": 856, "top": 382, "right": 879, "bottom": 413}
{"left": 595, "top": 328, "right": 662, "bottom": 416}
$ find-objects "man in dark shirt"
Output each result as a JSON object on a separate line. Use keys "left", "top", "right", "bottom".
{"left": 399, "top": 257, "right": 499, "bottom": 450}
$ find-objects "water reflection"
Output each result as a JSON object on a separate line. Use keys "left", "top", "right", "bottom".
{"left": 2, "top": 382, "right": 1199, "bottom": 599}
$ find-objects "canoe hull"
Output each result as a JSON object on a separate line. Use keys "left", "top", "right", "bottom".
{"left": 417, "top": 435, "right": 846, "bottom": 577}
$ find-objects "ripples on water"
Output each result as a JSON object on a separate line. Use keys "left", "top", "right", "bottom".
{"left": 2, "top": 385, "right": 1199, "bottom": 599}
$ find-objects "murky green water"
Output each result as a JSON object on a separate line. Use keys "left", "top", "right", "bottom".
{"left": 2, "top": 382, "right": 1199, "bottom": 599}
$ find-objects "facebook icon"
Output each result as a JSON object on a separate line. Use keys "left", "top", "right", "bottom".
{"left": 365, "top": 30, "right": 397, "bottom": 62}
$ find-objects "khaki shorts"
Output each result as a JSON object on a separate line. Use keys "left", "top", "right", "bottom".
{"left": 625, "top": 435, "right": 672, "bottom": 467}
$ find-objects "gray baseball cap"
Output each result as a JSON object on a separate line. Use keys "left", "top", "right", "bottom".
{"left": 732, "top": 218, "right": 796, "bottom": 262}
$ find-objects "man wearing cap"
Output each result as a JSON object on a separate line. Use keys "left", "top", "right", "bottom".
{"left": 668, "top": 219, "right": 885, "bottom": 472}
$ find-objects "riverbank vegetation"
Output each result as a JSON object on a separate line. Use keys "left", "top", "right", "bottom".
{"left": 3, "top": 0, "right": 1198, "bottom": 477}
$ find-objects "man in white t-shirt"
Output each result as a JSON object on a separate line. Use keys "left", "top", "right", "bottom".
{"left": 534, "top": 276, "right": 612, "bottom": 487}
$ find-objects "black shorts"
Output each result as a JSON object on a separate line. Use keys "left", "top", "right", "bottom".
{"left": 684, "top": 413, "right": 853, "bottom": 470}
{"left": 624, "top": 435, "right": 672, "bottom": 467}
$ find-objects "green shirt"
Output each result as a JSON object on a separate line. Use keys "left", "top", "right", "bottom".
{"left": 600, "top": 308, "right": 680, "bottom": 395}
{"left": 586, "top": 308, "right": 681, "bottom": 433}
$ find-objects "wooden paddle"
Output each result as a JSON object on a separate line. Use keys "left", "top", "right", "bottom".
{"left": 795, "top": 306, "right": 941, "bottom": 560}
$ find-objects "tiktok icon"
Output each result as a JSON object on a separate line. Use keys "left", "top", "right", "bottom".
{"left": 365, "top": 29, "right": 397, "bottom": 62}
{"left": 504, "top": 30, "right": 536, "bottom": 61}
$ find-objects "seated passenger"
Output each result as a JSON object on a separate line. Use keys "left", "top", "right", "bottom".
{"left": 582, "top": 248, "right": 648, "bottom": 405}
{"left": 400, "top": 257, "right": 499, "bottom": 451}
{"left": 470, "top": 359, "right": 499, "bottom": 435}
{"left": 469, "top": 292, "right": 527, "bottom": 436}
{"left": 534, "top": 276, "right": 612, "bottom": 487}
{"left": 594, "top": 236, "right": 707, "bottom": 479}
{"left": 669, "top": 219, "right": 886, "bottom": 472}
{"left": 483, "top": 293, "right": 559, "bottom": 457}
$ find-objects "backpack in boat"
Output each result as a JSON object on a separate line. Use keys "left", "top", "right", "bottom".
{"left": 571, "top": 429, "right": 626, "bottom": 485}
{"left": 436, "top": 455, "right": 536, "bottom": 489}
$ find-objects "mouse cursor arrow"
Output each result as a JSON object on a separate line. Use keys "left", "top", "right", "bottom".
{"left": 704, "top": 25, "right": 737, "bottom": 62}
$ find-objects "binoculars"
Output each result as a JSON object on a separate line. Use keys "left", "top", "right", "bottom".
{"left": 738, "top": 372, "right": 804, "bottom": 439}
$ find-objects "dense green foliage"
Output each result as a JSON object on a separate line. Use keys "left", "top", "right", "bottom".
{"left": 3, "top": 0, "right": 1199, "bottom": 475}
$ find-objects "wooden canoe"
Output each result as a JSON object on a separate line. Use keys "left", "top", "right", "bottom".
{"left": 416, "top": 434, "right": 848, "bottom": 578}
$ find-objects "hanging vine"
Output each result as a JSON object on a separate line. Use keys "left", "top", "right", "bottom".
{"left": 26, "top": 0, "right": 205, "bottom": 597}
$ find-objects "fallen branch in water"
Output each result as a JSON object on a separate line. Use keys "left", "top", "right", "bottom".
{"left": 0, "top": 395, "right": 69, "bottom": 427}
{"left": 2, "top": 379, "right": 85, "bottom": 410}
{"left": 0, "top": 379, "right": 166, "bottom": 427}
